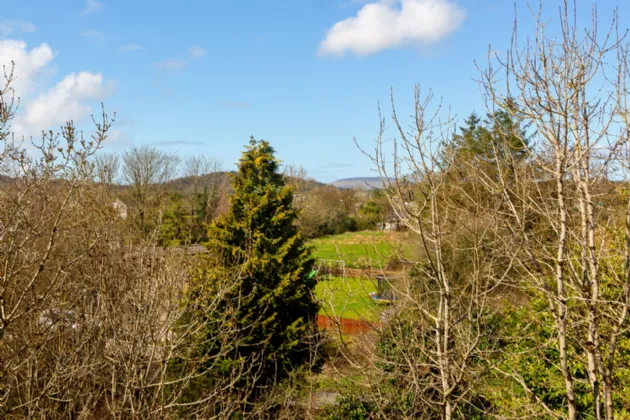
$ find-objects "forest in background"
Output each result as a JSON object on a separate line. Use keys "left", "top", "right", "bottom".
{"left": 87, "top": 148, "right": 393, "bottom": 247}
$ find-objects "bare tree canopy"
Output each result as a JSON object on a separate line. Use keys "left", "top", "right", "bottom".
{"left": 122, "top": 145, "right": 179, "bottom": 230}
{"left": 95, "top": 152, "right": 120, "bottom": 184}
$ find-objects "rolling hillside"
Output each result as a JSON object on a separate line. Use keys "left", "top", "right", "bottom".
{"left": 330, "top": 177, "right": 386, "bottom": 190}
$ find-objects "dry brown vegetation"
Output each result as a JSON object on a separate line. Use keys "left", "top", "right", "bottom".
{"left": 0, "top": 64, "right": 318, "bottom": 419}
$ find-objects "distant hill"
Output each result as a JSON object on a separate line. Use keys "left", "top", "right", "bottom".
{"left": 330, "top": 177, "right": 386, "bottom": 190}
{"left": 163, "top": 172, "right": 325, "bottom": 193}
{"left": 163, "top": 172, "right": 234, "bottom": 192}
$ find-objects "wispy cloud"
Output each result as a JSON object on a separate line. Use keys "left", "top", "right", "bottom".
{"left": 118, "top": 43, "right": 143, "bottom": 54}
{"left": 219, "top": 101, "right": 252, "bottom": 110}
{"left": 319, "top": 0, "right": 466, "bottom": 57}
{"left": 0, "top": 20, "right": 36, "bottom": 37}
{"left": 80, "top": 30, "right": 106, "bottom": 45}
{"left": 187, "top": 46, "right": 206, "bottom": 59}
{"left": 102, "top": 130, "right": 135, "bottom": 148}
{"left": 155, "top": 58, "right": 187, "bottom": 71}
{"left": 156, "top": 46, "right": 206, "bottom": 72}
{"left": 80, "top": 0, "right": 104, "bottom": 17}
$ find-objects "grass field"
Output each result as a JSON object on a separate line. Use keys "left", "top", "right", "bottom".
{"left": 309, "top": 230, "right": 412, "bottom": 269}
{"left": 315, "top": 276, "right": 379, "bottom": 320}
{"left": 311, "top": 231, "right": 412, "bottom": 320}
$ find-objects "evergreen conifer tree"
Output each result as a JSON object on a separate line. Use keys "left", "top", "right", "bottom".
{"left": 442, "top": 104, "right": 530, "bottom": 183}
{"left": 189, "top": 137, "right": 318, "bottom": 396}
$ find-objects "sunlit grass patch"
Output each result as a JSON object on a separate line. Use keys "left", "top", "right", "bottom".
{"left": 309, "top": 230, "right": 412, "bottom": 269}
{"left": 315, "top": 276, "right": 379, "bottom": 321}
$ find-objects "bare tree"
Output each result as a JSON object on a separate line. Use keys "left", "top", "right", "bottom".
{"left": 122, "top": 145, "right": 179, "bottom": 230}
{"left": 183, "top": 154, "right": 223, "bottom": 195}
{"left": 95, "top": 151, "right": 120, "bottom": 185}
{"left": 284, "top": 164, "right": 310, "bottom": 209}
{"left": 348, "top": 87, "right": 511, "bottom": 419}
{"left": 184, "top": 154, "right": 226, "bottom": 218}
{"left": 479, "top": 2, "right": 630, "bottom": 418}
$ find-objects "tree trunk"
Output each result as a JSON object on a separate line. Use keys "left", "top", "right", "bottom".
{"left": 604, "top": 378, "right": 614, "bottom": 420}
{"left": 555, "top": 152, "right": 578, "bottom": 420}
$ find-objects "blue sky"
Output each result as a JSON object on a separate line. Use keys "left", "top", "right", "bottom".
{"left": 1, "top": 0, "right": 627, "bottom": 181}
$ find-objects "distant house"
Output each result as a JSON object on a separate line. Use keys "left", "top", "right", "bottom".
{"left": 379, "top": 215, "right": 404, "bottom": 231}
{"left": 377, "top": 200, "right": 415, "bottom": 231}
{"left": 112, "top": 199, "right": 128, "bottom": 220}
{"left": 379, "top": 220, "right": 399, "bottom": 231}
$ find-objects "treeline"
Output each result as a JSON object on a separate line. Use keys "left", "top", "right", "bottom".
{"left": 94, "top": 148, "right": 392, "bottom": 246}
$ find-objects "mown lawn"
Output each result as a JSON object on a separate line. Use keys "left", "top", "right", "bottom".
{"left": 315, "top": 276, "right": 379, "bottom": 320}
{"left": 309, "top": 230, "right": 412, "bottom": 269}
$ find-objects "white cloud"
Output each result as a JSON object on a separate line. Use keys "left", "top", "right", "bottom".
{"left": 187, "top": 46, "right": 206, "bottom": 59}
{"left": 118, "top": 43, "right": 143, "bottom": 54}
{"left": 0, "top": 39, "right": 114, "bottom": 137}
{"left": 20, "top": 72, "right": 114, "bottom": 131}
{"left": 0, "top": 39, "right": 55, "bottom": 96}
{"left": 318, "top": 0, "right": 466, "bottom": 56}
{"left": 80, "top": 0, "right": 104, "bottom": 17}
{"left": 155, "top": 58, "right": 187, "bottom": 71}
{"left": 0, "top": 20, "right": 36, "bottom": 37}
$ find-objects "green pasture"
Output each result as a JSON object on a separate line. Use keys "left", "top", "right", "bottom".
{"left": 315, "top": 276, "right": 379, "bottom": 321}
{"left": 309, "top": 230, "right": 412, "bottom": 269}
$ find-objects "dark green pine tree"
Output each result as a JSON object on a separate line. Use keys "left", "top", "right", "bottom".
{"left": 194, "top": 137, "right": 318, "bottom": 392}
{"left": 443, "top": 104, "right": 530, "bottom": 177}
{"left": 450, "top": 111, "right": 488, "bottom": 158}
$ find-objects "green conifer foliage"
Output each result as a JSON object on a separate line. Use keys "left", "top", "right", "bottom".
{"left": 195, "top": 137, "right": 318, "bottom": 392}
